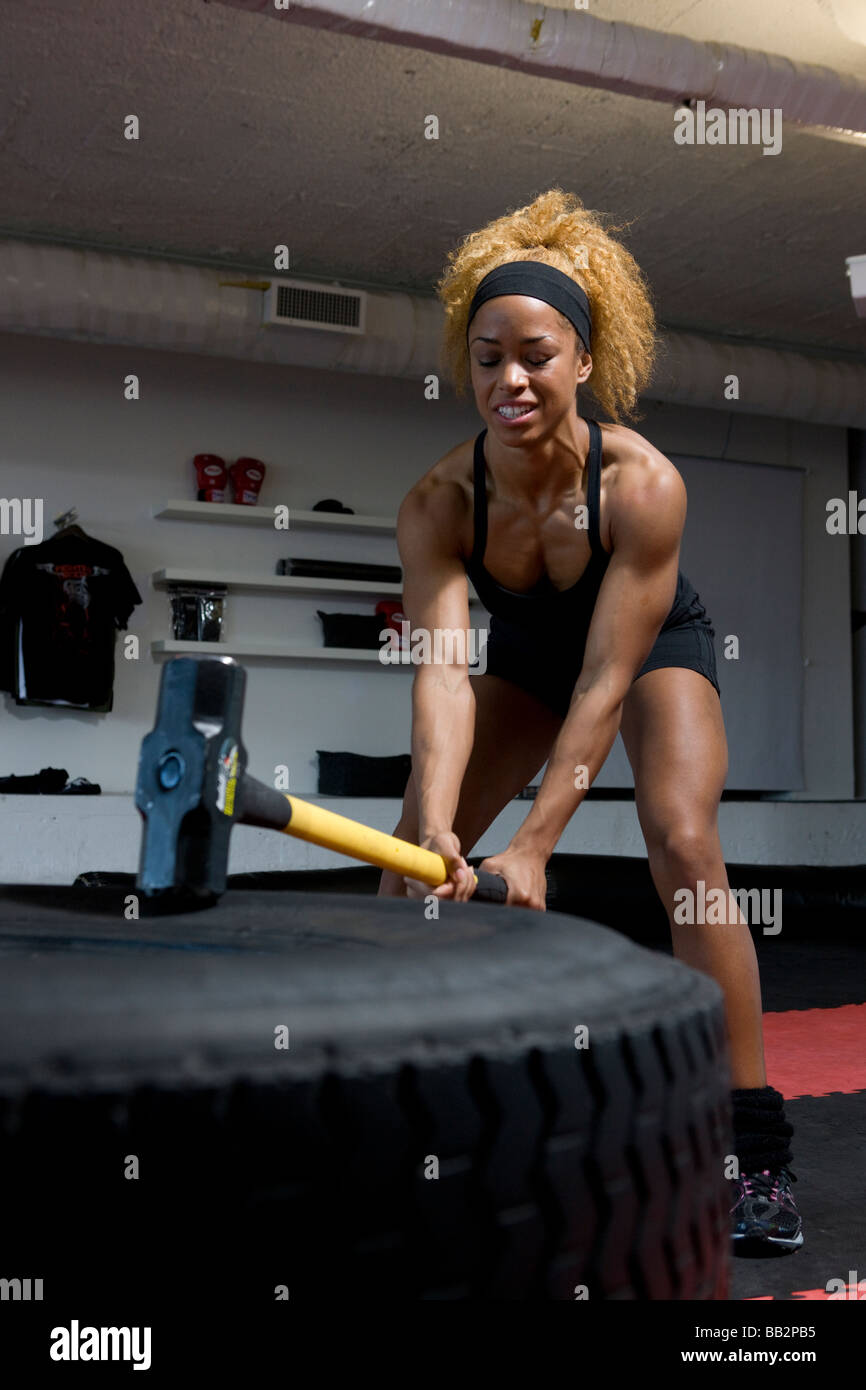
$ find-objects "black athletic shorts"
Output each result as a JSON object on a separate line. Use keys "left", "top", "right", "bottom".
{"left": 480, "top": 612, "right": 721, "bottom": 719}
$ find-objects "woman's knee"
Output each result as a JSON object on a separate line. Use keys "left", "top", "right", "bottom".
{"left": 645, "top": 819, "right": 722, "bottom": 882}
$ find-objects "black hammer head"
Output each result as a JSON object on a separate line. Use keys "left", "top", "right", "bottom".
{"left": 135, "top": 657, "right": 248, "bottom": 902}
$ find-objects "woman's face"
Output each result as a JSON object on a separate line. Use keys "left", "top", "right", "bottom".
{"left": 467, "top": 295, "right": 592, "bottom": 437}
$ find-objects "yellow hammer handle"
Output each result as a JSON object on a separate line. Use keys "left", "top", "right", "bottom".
{"left": 282, "top": 794, "right": 452, "bottom": 887}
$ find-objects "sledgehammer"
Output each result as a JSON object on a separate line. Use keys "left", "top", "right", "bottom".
{"left": 135, "top": 656, "right": 507, "bottom": 905}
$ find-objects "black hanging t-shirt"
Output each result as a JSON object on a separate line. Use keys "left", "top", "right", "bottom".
{"left": 0, "top": 532, "right": 142, "bottom": 710}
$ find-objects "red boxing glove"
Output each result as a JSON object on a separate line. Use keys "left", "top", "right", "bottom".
{"left": 194, "top": 454, "right": 227, "bottom": 503}
{"left": 229, "top": 457, "right": 266, "bottom": 506}
{"left": 376, "top": 599, "right": 409, "bottom": 649}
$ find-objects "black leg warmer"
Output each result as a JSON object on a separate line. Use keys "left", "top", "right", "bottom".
{"left": 731, "top": 1085, "right": 794, "bottom": 1173}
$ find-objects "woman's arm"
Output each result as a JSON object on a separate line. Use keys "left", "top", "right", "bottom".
{"left": 397, "top": 474, "right": 477, "bottom": 842}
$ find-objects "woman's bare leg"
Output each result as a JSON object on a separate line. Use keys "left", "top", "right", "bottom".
{"left": 620, "top": 666, "right": 767, "bottom": 1089}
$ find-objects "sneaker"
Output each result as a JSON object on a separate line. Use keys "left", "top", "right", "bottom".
{"left": 730, "top": 1166, "right": 803, "bottom": 1255}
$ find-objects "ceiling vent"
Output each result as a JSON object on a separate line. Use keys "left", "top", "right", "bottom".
{"left": 262, "top": 277, "right": 367, "bottom": 334}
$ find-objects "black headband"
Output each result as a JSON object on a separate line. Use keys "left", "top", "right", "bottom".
{"left": 466, "top": 260, "right": 592, "bottom": 352}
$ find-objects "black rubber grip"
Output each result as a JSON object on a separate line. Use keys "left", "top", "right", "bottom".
{"left": 472, "top": 870, "right": 509, "bottom": 903}
{"left": 238, "top": 775, "right": 293, "bottom": 831}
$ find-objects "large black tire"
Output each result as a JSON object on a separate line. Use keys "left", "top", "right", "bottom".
{"left": 0, "top": 885, "right": 731, "bottom": 1301}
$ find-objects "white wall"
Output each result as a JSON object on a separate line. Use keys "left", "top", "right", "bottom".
{"left": 0, "top": 332, "right": 855, "bottom": 814}
{"left": 639, "top": 401, "right": 855, "bottom": 800}
{"left": 0, "top": 331, "right": 471, "bottom": 797}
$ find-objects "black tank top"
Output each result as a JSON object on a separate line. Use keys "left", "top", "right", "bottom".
{"left": 464, "top": 417, "right": 704, "bottom": 649}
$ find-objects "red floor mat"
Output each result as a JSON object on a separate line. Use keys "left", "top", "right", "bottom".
{"left": 764, "top": 1003, "right": 866, "bottom": 1099}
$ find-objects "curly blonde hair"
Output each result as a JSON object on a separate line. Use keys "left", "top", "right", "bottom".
{"left": 435, "top": 188, "right": 657, "bottom": 424}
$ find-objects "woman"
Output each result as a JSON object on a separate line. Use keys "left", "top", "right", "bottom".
{"left": 377, "top": 188, "right": 801, "bottom": 1255}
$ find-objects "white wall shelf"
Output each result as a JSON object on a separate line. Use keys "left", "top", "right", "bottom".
{"left": 152, "top": 568, "right": 400, "bottom": 596}
{"left": 154, "top": 500, "right": 397, "bottom": 533}
{"left": 151, "top": 568, "right": 481, "bottom": 603}
{"left": 4, "top": 795, "right": 864, "bottom": 883}
{"left": 151, "top": 639, "right": 420, "bottom": 664}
